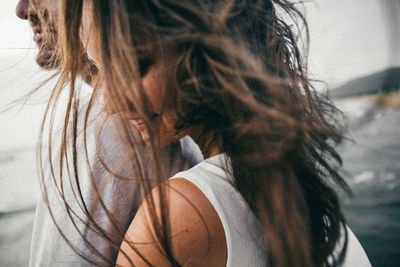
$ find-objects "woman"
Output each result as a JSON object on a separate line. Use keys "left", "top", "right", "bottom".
{"left": 45, "top": 0, "right": 370, "bottom": 266}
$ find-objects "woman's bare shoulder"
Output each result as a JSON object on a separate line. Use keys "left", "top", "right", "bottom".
{"left": 116, "top": 178, "right": 227, "bottom": 267}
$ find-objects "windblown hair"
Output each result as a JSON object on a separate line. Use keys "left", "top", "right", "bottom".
{"left": 40, "top": 0, "right": 349, "bottom": 266}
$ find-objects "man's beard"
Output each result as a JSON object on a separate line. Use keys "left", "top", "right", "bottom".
{"left": 35, "top": 22, "right": 60, "bottom": 70}
{"left": 34, "top": 19, "right": 98, "bottom": 83}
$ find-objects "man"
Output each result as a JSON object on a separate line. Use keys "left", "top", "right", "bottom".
{"left": 16, "top": 0, "right": 203, "bottom": 265}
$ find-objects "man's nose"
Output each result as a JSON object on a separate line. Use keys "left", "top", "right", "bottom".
{"left": 16, "top": 0, "right": 35, "bottom": 20}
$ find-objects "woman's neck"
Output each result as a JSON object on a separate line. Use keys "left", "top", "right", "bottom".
{"left": 188, "top": 125, "right": 221, "bottom": 159}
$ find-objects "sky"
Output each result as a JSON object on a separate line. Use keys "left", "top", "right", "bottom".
{"left": 0, "top": 1, "right": 47, "bottom": 150}
{"left": 0, "top": 0, "right": 399, "bottom": 150}
{"left": 305, "top": 0, "right": 400, "bottom": 87}
{"left": 1, "top": 0, "right": 399, "bottom": 83}
{"left": 0, "top": 0, "right": 33, "bottom": 48}
{"left": 1, "top": 0, "right": 398, "bottom": 84}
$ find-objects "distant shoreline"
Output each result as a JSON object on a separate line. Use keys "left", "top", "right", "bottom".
{"left": 345, "top": 91, "right": 400, "bottom": 108}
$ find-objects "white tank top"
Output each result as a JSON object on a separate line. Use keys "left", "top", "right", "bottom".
{"left": 170, "top": 153, "right": 371, "bottom": 267}
{"left": 171, "top": 153, "right": 267, "bottom": 266}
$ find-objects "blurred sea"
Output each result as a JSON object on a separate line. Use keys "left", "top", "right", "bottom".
{"left": 0, "top": 49, "right": 49, "bottom": 266}
{"left": 0, "top": 50, "right": 399, "bottom": 266}
{"left": 0, "top": 146, "right": 37, "bottom": 267}
{"left": 336, "top": 98, "right": 400, "bottom": 267}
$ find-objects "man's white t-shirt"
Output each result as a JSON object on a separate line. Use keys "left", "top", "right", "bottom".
{"left": 29, "top": 95, "right": 203, "bottom": 266}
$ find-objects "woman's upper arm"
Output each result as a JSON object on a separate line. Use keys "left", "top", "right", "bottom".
{"left": 116, "top": 178, "right": 227, "bottom": 267}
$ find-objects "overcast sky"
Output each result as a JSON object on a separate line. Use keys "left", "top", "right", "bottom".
{"left": 1, "top": 0, "right": 399, "bottom": 85}
{"left": 306, "top": 0, "right": 400, "bottom": 87}
{"left": 0, "top": 0, "right": 33, "bottom": 48}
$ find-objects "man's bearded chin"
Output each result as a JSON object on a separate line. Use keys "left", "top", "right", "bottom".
{"left": 34, "top": 22, "right": 99, "bottom": 83}
{"left": 36, "top": 42, "right": 60, "bottom": 70}
{"left": 35, "top": 22, "right": 60, "bottom": 70}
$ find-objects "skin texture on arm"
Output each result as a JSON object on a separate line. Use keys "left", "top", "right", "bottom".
{"left": 117, "top": 178, "right": 227, "bottom": 267}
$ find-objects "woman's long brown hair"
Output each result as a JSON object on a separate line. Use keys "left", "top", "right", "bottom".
{"left": 39, "top": 0, "right": 349, "bottom": 266}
